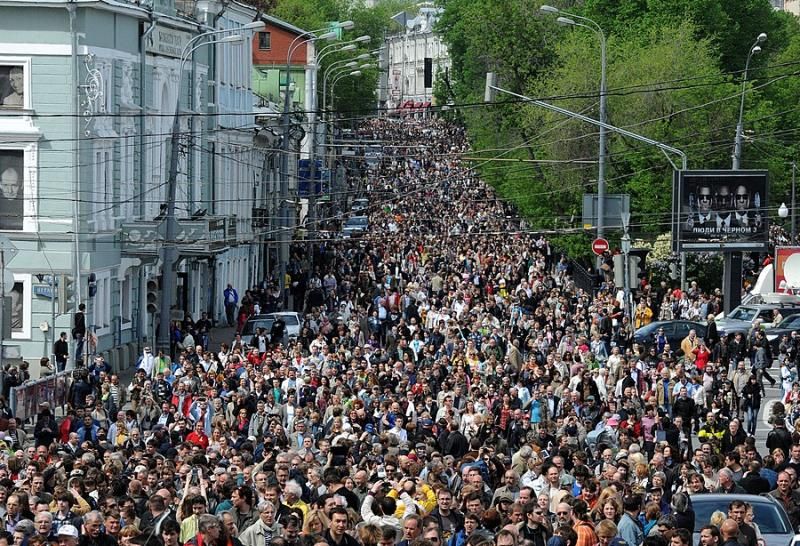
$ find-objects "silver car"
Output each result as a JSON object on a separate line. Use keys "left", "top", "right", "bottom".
{"left": 690, "top": 494, "right": 795, "bottom": 546}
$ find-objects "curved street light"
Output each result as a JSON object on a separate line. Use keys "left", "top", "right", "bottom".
{"left": 157, "top": 30, "right": 248, "bottom": 353}
{"left": 541, "top": 4, "right": 608, "bottom": 240}
{"left": 733, "top": 32, "right": 767, "bottom": 169}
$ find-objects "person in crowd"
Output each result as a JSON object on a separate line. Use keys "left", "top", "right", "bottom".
{"left": 5, "top": 116, "right": 796, "bottom": 546}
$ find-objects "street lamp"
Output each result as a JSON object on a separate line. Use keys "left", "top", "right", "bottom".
{"left": 541, "top": 5, "right": 608, "bottom": 240}
{"left": 157, "top": 30, "right": 246, "bottom": 354}
{"left": 782, "top": 162, "right": 798, "bottom": 242}
{"left": 733, "top": 32, "right": 767, "bottom": 170}
{"left": 307, "top": 36, "right": 369, "bottom": 260}
{"left": 317, "top": 35, "right": 371, "bottom": 61}
{"left": 278, "top": 26, "right": 340, "bottom": 301}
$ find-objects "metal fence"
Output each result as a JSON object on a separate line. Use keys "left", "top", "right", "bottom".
{"left": 11, "top": 371, "right": 72, "bottom": 421}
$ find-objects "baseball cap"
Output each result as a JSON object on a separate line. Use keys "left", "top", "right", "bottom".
{"left": 58, "top": 525, "right": 79, "bottom": 538}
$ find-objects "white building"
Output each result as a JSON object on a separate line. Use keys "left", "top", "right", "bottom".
{"left": 380, "top": 5, "right": 450, "bottom": 109}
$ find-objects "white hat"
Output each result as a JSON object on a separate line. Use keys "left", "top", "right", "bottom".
{"left": 58, "top": 525, "right": 79, "bottom": 538}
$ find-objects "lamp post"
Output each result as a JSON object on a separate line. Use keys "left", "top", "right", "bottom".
{"left": 157, "top": 30, "right": 247, "bottom": 354}
{"left": 541, "top": 5, "right": 607, "bottom": 240}
{"left": 323, "top": 55, "right": 372, "bottom": 114}
{"left": 732, "top": 32, "right": 766, "bottom": 170}
{"left": 306, "top": 37, "right": 368, "bottom": 252}
{"left": 330, "top": 70, "right": 363, "bottom": 111}
{"left": 780, "top": 162, "right": 797, "bottom": 243}
{"left": 279, "top": 26, "right": 342, "bottom": 305}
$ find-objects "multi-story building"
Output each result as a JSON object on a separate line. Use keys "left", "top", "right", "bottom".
{"left": 0, "top": 0, "right": 263, "bottom": 371}
{"left": 380, "top": 4, "right": 450, "bottom": 109}
{"left": 771, "top": 0, "right": 800, "bottom": 15}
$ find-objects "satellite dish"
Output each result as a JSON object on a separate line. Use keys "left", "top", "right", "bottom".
{"left": 784, "top": 253, "right": 800, "bottom": 289}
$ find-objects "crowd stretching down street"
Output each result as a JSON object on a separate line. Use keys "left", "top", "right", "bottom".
{"left": 2, "top": 116, "right": 799, "bottom": 546}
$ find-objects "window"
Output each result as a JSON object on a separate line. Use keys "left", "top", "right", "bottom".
{"left": 9, "top": 273, "right": 31, "bottom": 340}
{"left": 118, "top": 133, "right": 134, "bottom": 220}
{"left": 92, "top": 141, "right": 112, "bottom": 231}
{"left": 258, "top": 32, "right": 271, "bottom": 50}
{"left": 0, "top": 150, "right": 24, "bottom": 230}
{"left": 120, "top": 275, "right": 132, "bottom": 329}
{"left": 0, "top": 64, "right": 25, "bottom": 109}
{"left": 94, "top": 270, "right": 112, "bottom": 335}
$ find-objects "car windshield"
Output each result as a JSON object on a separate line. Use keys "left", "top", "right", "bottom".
{"left": 347, "top": 217, "right": 368, "bottom": 227}
{"left": 781, "top": 315, "right": 800, "bottom": 328}
{"left": 727, "top": 307, "right": 758, "bottom": 321}
{"left": 692, "top": 501, "right": 791, "bottom": 534}
{"left": 242, "top": 319, "right": 273, "bottom": 336}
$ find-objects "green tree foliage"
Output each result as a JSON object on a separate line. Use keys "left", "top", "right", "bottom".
{"left": 271, "top": 0, "right": 416, "bottom": 117}
{"left": 438, "top": 0, "right": 798, "bottom": 257}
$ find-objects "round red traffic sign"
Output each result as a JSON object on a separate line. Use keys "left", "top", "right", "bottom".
{"left": 591, "top": 237, "right": 609, "bottom": 256}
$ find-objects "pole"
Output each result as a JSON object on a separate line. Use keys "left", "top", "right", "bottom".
{"left": 69, "top": 1, "right": 83, "bottom": 369}
{"left": 792, "top": 161, "right": 797, "bottom": 244}
{"left": 0, "top": 250, "right": 5, "bottom": 396}
{"left": 621, "top": 213, "right": 631, "bottom": 321}
{"left": 157, "top": 104, "right": 181, "bottom": 355}
{"left": 597, "top": 30, "right": 607, "bottom": 241}
{"left": 728, "top": 37, "right": 762, "bottom": 313}
{"left": 157, "top": 34, "right": 237, "bottom": 352}
{"left": 51, "top": 277, "right": 56, "bottom": 366}
{"left": 307, "top": 62, "right": 318, "bottom": 263}
{"left": 280, "top": 45, "right": 296, "bottom": 309}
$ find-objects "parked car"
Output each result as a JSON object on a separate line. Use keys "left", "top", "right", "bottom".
{"left": 342, "top": 215, "right": 369, "bottom": 238}
{"left": 633, "top": 320, "right": 707, "bottom": 353}
{"left": 690, "top": 494, "right": 795, "bottom": 546}
{"left": 241, "top": 312, "right": 303, "bottom": 338}
{"left": 351, "top": 198, "right": 369, "bottom": 213}
{"left": 716, "top": 302, "right": 800, "bottom": 336}
{"left": 766, "top": 313, "right": 800, "bottom": 350}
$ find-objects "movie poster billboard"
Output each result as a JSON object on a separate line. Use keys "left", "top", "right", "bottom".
{"left": 676, "top": 170, "right": 769, "bottom": 251}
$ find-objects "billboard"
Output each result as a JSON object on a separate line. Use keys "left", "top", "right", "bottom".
{"left": 675, "top": 170, "right": 769, "bottom": 251}
{"left": 776, "top": 247, "right": 800, "bottom": 293}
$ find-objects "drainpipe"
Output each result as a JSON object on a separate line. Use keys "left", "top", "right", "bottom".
{"left": 139, "top": 11, "right": 156, "bottom": 218}
{"left": 68, "top": 0, "right": 83, "bottom": 370}
{"left": 139, "top": 12, "right": 156, "bottom": 347}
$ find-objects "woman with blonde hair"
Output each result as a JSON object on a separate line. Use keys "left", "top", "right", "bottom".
{"left": 597, "top": 497, "right": 621, "bottom": 524}
{"left": 591, "top": 488, "right": 621, "bottom": 522}
{"left": 119, "top": 525, "right": 141, "bottom": 546}
{"left": 302, "top": 509, "right": 330, "bottom": 536}
{"left": 358, "top": 524, "right": 382, "bottom": 546}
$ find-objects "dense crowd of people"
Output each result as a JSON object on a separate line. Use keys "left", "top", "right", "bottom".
{"left": 1, "top": 116, "right": 799, "bottom": 546}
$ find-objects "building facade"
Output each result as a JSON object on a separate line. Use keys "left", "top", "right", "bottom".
{"left": 380, "top": 5, "right": 450, "bottom": 109}
{"left": 0, "top": 0, "right": 263, "bottom": 372}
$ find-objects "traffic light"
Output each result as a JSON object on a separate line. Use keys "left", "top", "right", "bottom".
{"left": 612, "top": 254, "right": 624, "bottom": 287}
{"left": 424, "top": 57, "right": 433, "bottom": 88}
{"left": 58, "top": 274, "right": 75, "bottom": 314}
{"left": 146, "top": 278, "right": 160, "bottom": 314}
{"left": 629, "top": 248, "right": 650, "bottom": 289}
{"left": 88, "top": 273, "right": 97, "bottom": 298}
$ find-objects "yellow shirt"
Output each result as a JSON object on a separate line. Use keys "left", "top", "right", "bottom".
{"left": 389, "top": 484, "right": 436, "bottom": 517}
{"left": 287, "top": 499, "right": 309, "bottom": 518}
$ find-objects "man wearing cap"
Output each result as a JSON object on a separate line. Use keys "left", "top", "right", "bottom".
{"left": 57, "top": 525, "right": 80, "bottom": 546}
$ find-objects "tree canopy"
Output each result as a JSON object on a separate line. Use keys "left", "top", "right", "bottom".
{"left": 435, "top": 0, "right": 800, "bottom": 256}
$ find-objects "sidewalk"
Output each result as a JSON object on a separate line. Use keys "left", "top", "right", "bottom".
{"left": 116, "top": 325, "right": 234, "bottom": 385}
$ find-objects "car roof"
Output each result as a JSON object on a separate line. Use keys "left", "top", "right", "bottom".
{"left": 691, "top": 493, "right": 776, "bottom": 501}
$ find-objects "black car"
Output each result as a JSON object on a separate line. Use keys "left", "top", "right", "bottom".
{"left": 766, "top": 314, "right": 800, "bottom": 352}
{"left": 633, "top": 320, "right": 708, "bottom": 351}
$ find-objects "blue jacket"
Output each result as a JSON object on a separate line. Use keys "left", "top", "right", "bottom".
{"left": 224, "top": 287, "right": 238, "bottom": 305}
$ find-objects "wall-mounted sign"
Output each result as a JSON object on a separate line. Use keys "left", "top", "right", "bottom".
{"left": 146, "top": 26, "right": 194, "bottom": 58}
